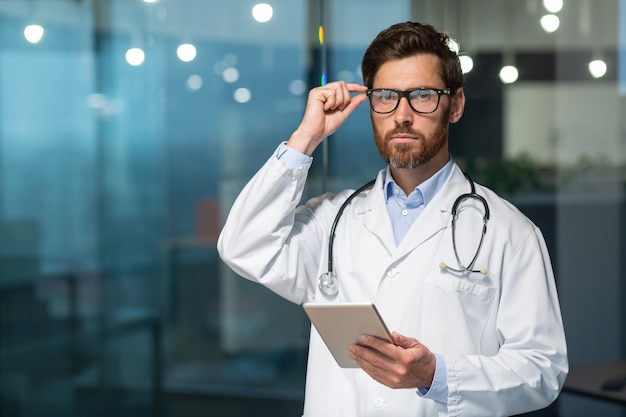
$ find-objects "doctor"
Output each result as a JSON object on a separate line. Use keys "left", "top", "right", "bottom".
{"left": 218, "top": 21, "right": 568, "bottom": 417}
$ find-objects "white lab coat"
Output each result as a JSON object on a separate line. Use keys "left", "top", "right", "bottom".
{"left": 217, "top": 153, "right": 568, "bottom": 417}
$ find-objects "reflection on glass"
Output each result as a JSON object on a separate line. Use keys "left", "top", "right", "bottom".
{"left": 222, "top": 67, "right": 240, "bottom": 83}
{"left": 186, "top": 74, "right": 203, "bottom": 91}
{"left": 24, "top": 24, "right": 44, "bottom": 43}
{"left": 125, "top": 47, "right": 146, "bottom": 66}
{"left": 234, "top": 87, "right": 252, "bottom": 103}
{"left": 177, "top": 43, "right": 197, "bottom": 62}
{"left": 289, "top": 79, "right": 307, "bottom": 95}
{"left": 252, "top": 3, "right": 273, "bottom": 23}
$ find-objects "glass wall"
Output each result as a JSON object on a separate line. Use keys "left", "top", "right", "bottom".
{"left": 0, "top": 0, "right": 624, "bottom": 416}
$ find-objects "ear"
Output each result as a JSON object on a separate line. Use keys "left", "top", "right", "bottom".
{"left": 449, "top": 87, "right": 465, "bottom": 123}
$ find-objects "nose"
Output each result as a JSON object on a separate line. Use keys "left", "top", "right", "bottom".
{"left": 394, "top": 96, "right": 414, "bottom": 126}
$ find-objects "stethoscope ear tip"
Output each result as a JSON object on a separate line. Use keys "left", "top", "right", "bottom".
{"left": 439, "top": 262, "right": 448, "bottom": 270}
{"left": 480, "top": 268, "right": 488, "bottom": 275}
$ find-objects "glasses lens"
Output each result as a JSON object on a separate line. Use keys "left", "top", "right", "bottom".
{"left": 370, "top": 89, "right": 399, "bottom": 113}
{"left": 409, "top": 89, "right": 439, "bottom": 113}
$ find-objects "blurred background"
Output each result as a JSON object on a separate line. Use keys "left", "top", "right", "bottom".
{"left": 0, "top": 0, "right": 624, "bottom": 416}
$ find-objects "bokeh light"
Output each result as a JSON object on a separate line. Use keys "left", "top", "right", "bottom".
{"left": 234, "top": 88, "right": 252, "bottom": 103}
{"left": 24, "top": 25, "right": 44, "bottom": 44}
{"left": 125, "top": 48, "right": 145, "bottom": 66}
{"left": 499, "top": 65, "right": 519, "bottom": 84}
{"left": 177, "top": 43, "right": 197, "bottom": 62}
{"left": 252, "top": 3, "right": 273, "bottom": 23}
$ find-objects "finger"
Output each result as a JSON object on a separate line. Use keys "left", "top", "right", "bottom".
{"left": 336, "top": 82, "right": 350, "bottom": 110}
{"left": 320, "top": 88, "right": 338, "bottom": 111}
{"left": 322, "top": 81, "right": 366, "bottom": 109}
{"left": 346, "top": 82, "right": 369, "bottom": 93}
{"left": 355, "top": 335, "right": 399, "bottom": 360}
{"left": 321, "top": 89, "right": 344, "bottom": 112}
{"left": 334, "top": 81, "right": 356, "bottom": 110}
{"left": 349, "top": 342, "right": 393, "bottom": 372}
{"left": 345, "top": 90, "right": 368, "bottom": 111}
{"left": 350, "top": 344, "right": 404, "bottom": 389}
{"left": 336, "top": 83, "right": 349, "bottom": 110}
{"left": 322, "top": 87, "right": 363, "bottom": 113}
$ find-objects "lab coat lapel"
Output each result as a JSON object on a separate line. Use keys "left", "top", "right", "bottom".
{"left": 363, "top": 165, "right": 470, "bottom": 258}
{"left": 397, "top": 200, "right": 448, "bottom": 255}
{"left": 360, "top": 172, "right": 396, "bottom": 256}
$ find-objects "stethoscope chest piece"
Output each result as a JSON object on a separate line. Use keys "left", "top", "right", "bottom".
{"left": 318, "top": 271, "right": 338, "bottom": 296}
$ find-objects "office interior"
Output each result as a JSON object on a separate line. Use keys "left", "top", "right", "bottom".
{"left": 0, "top": 0, "right": 624, "bottom": 416}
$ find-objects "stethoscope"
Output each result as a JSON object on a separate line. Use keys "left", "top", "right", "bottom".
{"left": 318, "top": 171, "right": 490, "bottom": 297}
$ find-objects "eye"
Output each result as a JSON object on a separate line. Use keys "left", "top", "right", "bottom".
{"left": 379, "top": 89, "right": 396, "bottom": 102}
{"left": 412, "top": 89, "right": 432, "bottom": 100}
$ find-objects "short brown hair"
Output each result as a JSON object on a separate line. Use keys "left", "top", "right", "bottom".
{"left": 361, "top": 22, "right": 464, "bottom": 91}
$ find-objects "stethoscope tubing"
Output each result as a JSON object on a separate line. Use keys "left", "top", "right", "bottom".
{"left": 319, "top": 171, "right": 490, "bottom": 296}
{"left": 326, "top": 178, "right": 376, "bottom": 274}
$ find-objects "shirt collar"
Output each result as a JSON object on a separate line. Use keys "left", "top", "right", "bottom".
{"left": 383, "top": 157, "right": 454, "bottom": 206}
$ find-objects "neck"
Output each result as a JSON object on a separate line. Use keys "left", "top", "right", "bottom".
{"left": 389, "top": 153, "right": 449, "bottom": 195}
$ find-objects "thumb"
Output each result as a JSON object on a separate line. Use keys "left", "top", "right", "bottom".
{"left": 391, "top": 331, "right": 420, "bottom": 349}
{"left": 332, "top": 92, "right": 367, "bottom": 123}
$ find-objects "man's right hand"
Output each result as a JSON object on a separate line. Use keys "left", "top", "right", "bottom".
{"left": 286, "top": 81, "right": 368, "bottom": 156}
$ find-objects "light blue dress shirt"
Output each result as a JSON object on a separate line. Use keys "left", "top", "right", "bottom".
{"left": 276, "top": 142, "right": 450, "bottom": 404}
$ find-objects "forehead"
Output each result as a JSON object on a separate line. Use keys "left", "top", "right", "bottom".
{"left": 372, "top": 54, "right": 443, "bottom": 89}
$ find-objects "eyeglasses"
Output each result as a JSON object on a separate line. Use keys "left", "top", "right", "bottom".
{"left": 366, "top": 88, "right": 452, "bottom": 114}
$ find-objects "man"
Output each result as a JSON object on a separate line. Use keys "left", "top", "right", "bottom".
{"left": 218, "top": 22, "right": 568, "bottom": 416}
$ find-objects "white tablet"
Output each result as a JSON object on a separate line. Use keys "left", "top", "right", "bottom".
{"left": 302, "top": 302, "right": 394, "bottom": 368}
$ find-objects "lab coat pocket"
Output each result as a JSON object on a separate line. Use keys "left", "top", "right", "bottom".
{"left": 422, "top": 274, "right": 496, "bottom": 352}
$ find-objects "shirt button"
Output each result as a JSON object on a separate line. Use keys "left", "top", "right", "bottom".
{"left": 386, "top": 268, "right": 397, "bottom": 278}
{"left": 373, "top": 397, "right": 384, "bottom": 408}
{"left": 401, "top": 209, "right": 408, "bottom": 216}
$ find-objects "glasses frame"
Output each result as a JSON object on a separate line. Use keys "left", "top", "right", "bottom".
{"left": 366, "top": 87, "right": 453, "bottom": 114}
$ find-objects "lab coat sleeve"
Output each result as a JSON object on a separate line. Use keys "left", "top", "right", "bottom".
{"left": 217, "top": 153, "right": 330, "bottom": 304}
{"left": 443, "top": 227, "right": 568, "bottom": 417}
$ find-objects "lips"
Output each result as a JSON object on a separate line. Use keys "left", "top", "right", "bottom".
{"left": 386, "top": 128, "right": 420, "bottom": 142}
{"left": 388, "top": 131, "right": 420, "bottom": 143}
{"left": 389, "top": 137, "right": 416, "bottom": 145}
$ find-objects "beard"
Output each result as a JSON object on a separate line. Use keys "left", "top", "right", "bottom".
{"left": 373, "top": 112, "right": 450, "bottom": 169}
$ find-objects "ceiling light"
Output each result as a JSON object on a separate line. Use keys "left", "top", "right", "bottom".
{"left": 588, "top": 59, "right": 607, "bottom": 79}
{"left": 448, "top": 39, "right": 460, "bottom": 54}
{"left": 543, "top": 0, "right": 563, "bottom": 13}
{"left": 459, "top": 55, "right": 474, "bottom": 74}
{"left": 252, "top": 3, "right": 273, "bottom": 23}
{"left": 499, "top": 65, "right": 519, "bottom": 84}
{"left": 540, "top": 14, "right": 560, "bottom": 33}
